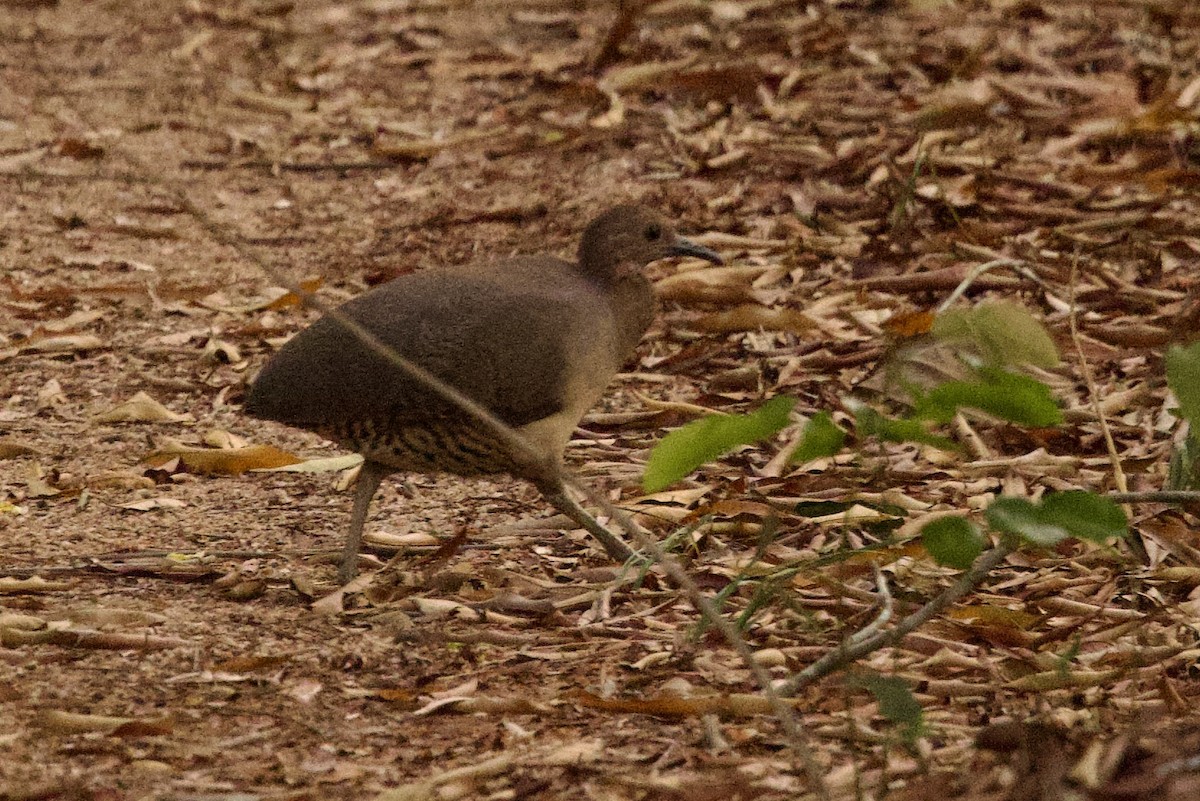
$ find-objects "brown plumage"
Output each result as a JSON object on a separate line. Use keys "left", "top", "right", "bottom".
{"left": 245, "top": 204, "right": 722, "bottom": 582}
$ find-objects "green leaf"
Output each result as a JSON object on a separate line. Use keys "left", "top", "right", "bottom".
{"left": 984, "top": 496, "right": 1068, "bottom": 545}
{"left": 856, "top": 675, "right": 925, "bottom": 745}
{"left": 920, "top": 516, "right": 984, "bottom": 569}
{"left": 855, "top": 407, "right": 958, "bottom": 450}
{"left": 912, "top": 368, "right": 1062, "bottom": 427}
{"left": 790, "top": 412, "right": 847, "bottom": 463}
{"left": 1167, "top": 342, "right": 1200, "bottom": 427}
{"left": 984, "top": 493, "right": 1127, "bottom": 547}
{"left": 1037, "top": 491, "right": 1127, "bottom": 543}
{"left": 932, "top": 301, "right": 1060, "bottom": 368}
{"left": 642, "top": 396, "right": 796, "bottom": 492}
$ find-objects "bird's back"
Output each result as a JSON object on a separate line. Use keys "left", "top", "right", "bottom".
{"left": 245, "top": 255, "right": 652, "bottom": 474}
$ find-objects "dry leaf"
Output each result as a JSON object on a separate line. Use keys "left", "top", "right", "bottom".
{"left": 285, "top": 678, "right": 323, "bottom": 704}
{"left": 145, "top": 443, "right": 301, "bottom": 475}
{"left": 259, "top": 454, "right": 363, "bottom": 473}
{"left": 24, "top": 467, "right": 61, "bottom": 498}
{"left": 18, "top": 334, "right": 104, "bottom": 356}
{"left": 0, "top": 612, "right": 45, "bottom": 630}
{"left": 590, "top": 89, "right": 626, "bottom": 129}
{"left": 913, "top": 78, "right": 996, "bottom": 129}
{"left": 36, "top": 378, "right": 66, "bottom": 409}
{"left": 54, "top": 137, "right": 105, "bottom": 160}
{"left": 0, "top": 577, "right": 71, "bottom": 594}
{"left": 201, "top": 429, "right": 247, "bottom": 449}
{"left": 691, "top": 304, "right": 816, "bottom": 334}
{"left": 363, "top": 531, "right": 440, "bottom": 548}
{"left": 37, "top": 710, "right": 135, "bottom": 734}
{"left": 201, "top": 337, "right": 242, "bottom": 364}
{"left": 214, "top": 655, "right": 291, "bottom": 674}
{"left": 947, "top": 604, "right": 1039, "bottom": 629}
{"left": 89, "top": 471, "right": 156, "bottom": 490}
{"left": 655, "top": 265, "right": 774, "bottom": 305}
{"left": 569, "top": 689, "right": 799, "bottom": 718}
{"left": 107, "top": 217, "right": 179, "bottom": 240}
{"left": 120, "top": 497, "right": 187, "bottom": 512}
{"left": 542, "top": 738, "right": 605, "bottom": 765}
{"left": 602, "top": 57, "right": 695, "bottom": 93}
{"left": 110, "top": 719, "right": 174, "bottom": 738}
{"left": 40, "top": 309, "right": 106, "bottom": 330}
{"left": 64, "top": 606, "right": 168, "bottom": 627}
{"left": 224, "top": 579, "right": 267, "bottom": 601}
{"left": 264, "top": 277, "right": 324, "bottom": 309}
{"left": 94, "top": 392, "right": 191, "bottom": 423}
{"left": 0, "top": 439, "right": 39, "bottom": 459}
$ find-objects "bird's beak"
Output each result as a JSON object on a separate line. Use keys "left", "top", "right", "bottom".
{"left": 668, "top": 237, "right": 724, "bottom": 265}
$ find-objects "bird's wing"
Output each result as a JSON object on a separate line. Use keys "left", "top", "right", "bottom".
{"left": 246, "top": 262, "right": 615, "bottom": 431}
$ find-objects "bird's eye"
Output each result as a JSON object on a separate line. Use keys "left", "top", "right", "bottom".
{"left": 644, "top": 224, "right": 662, "bottom": 241}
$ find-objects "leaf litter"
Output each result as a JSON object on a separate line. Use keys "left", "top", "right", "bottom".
{"left": 3, "top": 0, "right": 1200, "bottom": 799}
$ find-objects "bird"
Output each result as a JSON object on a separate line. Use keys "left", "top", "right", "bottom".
{"left": 244, "top": 204, "right": 723, "bottom": 583}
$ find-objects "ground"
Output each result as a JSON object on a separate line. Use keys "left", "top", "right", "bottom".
{"left": 4, "top": 0, "right": 1200, "bottom": 799}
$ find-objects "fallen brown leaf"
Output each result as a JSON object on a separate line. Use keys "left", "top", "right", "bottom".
{"left": 144, "top": 443, "right": 301, "bottom": 475}
{"left": 94, "top": 391, "right": 192, "bottom": 423}
{"left": 0, "top": 440, "right": 39, "bottom": 459}
{"left": 691, "top": 304, "right": 815, "bottom": 334}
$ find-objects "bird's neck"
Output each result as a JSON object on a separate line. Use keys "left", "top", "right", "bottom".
{"left": 608, "top": 272, "right": 656, "bottom": 357}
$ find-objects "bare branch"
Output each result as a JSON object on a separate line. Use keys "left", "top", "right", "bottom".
{"left": 779, "top": 539, "right": 1016, "bottom": 697}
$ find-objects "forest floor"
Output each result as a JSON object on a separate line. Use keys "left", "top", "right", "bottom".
{"left": 3, "top": 0, "right": 1200, "bottom": 799}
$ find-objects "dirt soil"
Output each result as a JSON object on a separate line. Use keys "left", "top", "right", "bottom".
{"left": 4, "top": 0, "right": 1200, "bottom": 799}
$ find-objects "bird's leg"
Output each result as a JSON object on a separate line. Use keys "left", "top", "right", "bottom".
{"left": 537, "top": 479, "right": 638, "bottom": 563}
{"left": 340, "top": 459, "right": 389, "bottom": 583}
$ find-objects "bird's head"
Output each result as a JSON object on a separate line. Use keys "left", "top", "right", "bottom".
{"left": 578, "top": 204, "right": 723, "bottom": 282}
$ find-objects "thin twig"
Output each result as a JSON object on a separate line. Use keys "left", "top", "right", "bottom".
{"left": 936, "top": 256, "right": 1056, "bottom": 313}
{"left": 779, "top": 539, "right": 1016, "bottom": 697}
{"left": 1069, "top": 254, "right": 1128, "bottom": 496}
{"left": 1068, "top": 252, "right": 1140, "bottom": 564}
{"left": 846, "top": 565, "right": 894, "bottom": 648}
